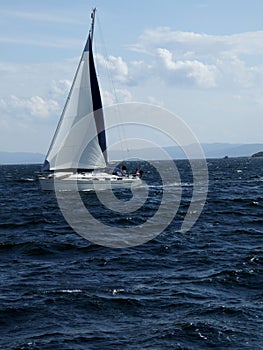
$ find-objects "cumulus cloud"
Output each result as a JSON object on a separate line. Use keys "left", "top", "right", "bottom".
{"left": 156, "top": 48, "right": 217, "bottom": 88}
{"left": 96, "top": 53, "right": 130, "bottom": 84}
{"left": 50, "top": 79, "right": 71, "bottom": 99}
{"left": 102, "top": 88, "right": 133, "bottom": 106}
{"left": 0, "top": 95, "right": 60, "bottom": 120}
{"left": 0, "top": 59, "right": 75, "bottom": 129}
{"left": 128, "top": 27, "right": 263, "bottom": 89}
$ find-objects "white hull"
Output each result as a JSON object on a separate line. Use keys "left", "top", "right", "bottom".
{"left": 38, "top": 171, "right": 143, "bottom": 191}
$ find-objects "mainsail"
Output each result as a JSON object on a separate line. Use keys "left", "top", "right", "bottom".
{"left": 43, "top": 9, "right": 107, "bottom": 171}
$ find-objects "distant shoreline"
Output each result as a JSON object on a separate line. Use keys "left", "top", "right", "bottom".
{"left": 1, "top": 143, "right": 263, "bottom": 164}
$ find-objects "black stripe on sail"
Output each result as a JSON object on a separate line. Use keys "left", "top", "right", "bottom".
{"left": 88, "top": 36, "right": 107, "bottom": 162}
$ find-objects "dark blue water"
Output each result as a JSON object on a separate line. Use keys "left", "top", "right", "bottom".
{"left": 0, "top": 158, "right": 262, "bottom": 349}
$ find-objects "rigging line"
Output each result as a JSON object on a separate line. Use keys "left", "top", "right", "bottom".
{"left": 96, "top": 14, "right": 131, "bottom": 161}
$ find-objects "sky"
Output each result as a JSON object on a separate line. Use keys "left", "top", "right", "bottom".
{"left": 1, "top": 0, "right": 263, "bottom": 154}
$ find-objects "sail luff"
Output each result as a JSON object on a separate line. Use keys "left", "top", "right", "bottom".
{"left": 43, "top": 51, "right": 85, "bottom": 171}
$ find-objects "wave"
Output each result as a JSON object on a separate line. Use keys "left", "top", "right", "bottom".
{"left": 15, "top": 177, "right": 36, "bottom": 183}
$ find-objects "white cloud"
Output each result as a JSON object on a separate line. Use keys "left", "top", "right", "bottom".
{"left": 156, "top": 48, "right": 217, "bottom": 88}
{"left": 50, "top": 80, "right": 71, "bottom": 99}
{"left": 130, "top": 28, "right": 263, "bottom": 57}
{"left": 96, "top": 53, "right": 130, "bottom": 84}
{"left": 102, "top": 89, "right": 133, "bottom": 106}
{"left": 0, "top": 95, "right": 60, "bottom": 120}
{"left": 129, "top": 28, "right": 263, "bottom": 90}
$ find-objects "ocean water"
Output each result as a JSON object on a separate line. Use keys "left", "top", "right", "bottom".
{"left": 0, "top": 158, "right": 262, "bottom": 349}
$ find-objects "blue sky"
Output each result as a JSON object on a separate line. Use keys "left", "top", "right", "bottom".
{"left": 1, "top": 0, "right": 263, "bottom": 153}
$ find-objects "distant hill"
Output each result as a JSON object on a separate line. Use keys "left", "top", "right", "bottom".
{"left": 1, "top": 143, "right": 263, "bottom": 164}
{"left": 252, "top": 151, "right": 263, "bottom": 157}
{"left": 110, "top": 143, "right": 263, "bottom": 160}
{"left": 200, "top": 143, "right": 263, "bottom": 159}
{"left": 0, "top": 152, "right": 44, "bottom": 164}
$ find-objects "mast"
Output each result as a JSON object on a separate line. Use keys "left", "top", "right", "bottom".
{"left": 90, "top": 8, "right": 96, "bottom": 42}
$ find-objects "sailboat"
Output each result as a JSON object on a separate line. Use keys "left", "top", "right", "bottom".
{"left": 38, "top": 8, "right": 143, "bottom": 191}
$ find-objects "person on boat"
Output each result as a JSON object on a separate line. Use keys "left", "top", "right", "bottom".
{"left": 121, "top": 164, "right": 127, "bottom": 175}
{"left": 112, "top": 167, "right": 124, "bottom": 177}
{"left": 112, "top": 164, "right": 128, "bottom": 177}
{"left": 134, "top": 169, "right": 143, "bottom": 178}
